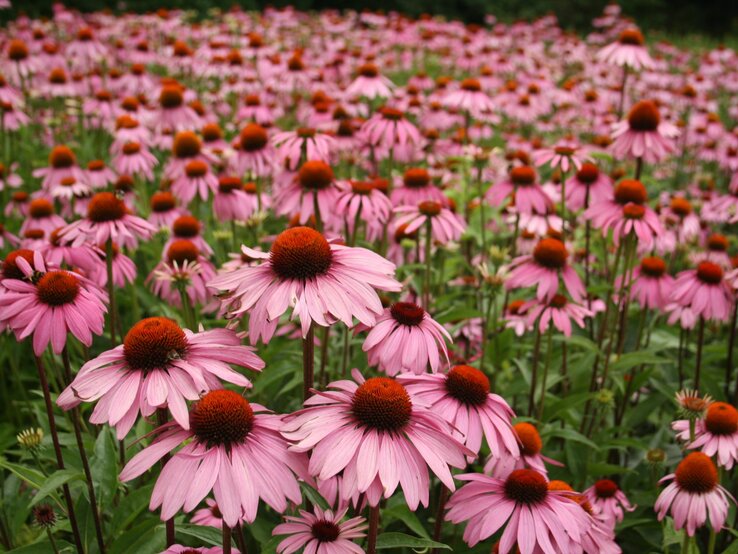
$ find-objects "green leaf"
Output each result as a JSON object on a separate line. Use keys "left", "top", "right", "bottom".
{"left": 375, "top": 532, "right": 451, "bottom": 550}
{"left": 435, "top": 307, "right": 482, "bottom": 324}
{"left": 0, "top": 457, "right": 47, "bottom": 490}
{"left": 109, "top": 519, "right": 165, "bottom": 554}
{"left": 587, "top": 462, "right": 633, "bottom": 475}
{"left": 300, "top": 482, "right": 330, "bottom": 511}
{"left": 544, "top": 428, "right": 599, "bottom": 450}
{"left": 91, "top": 426, "right": 118, "bottom": 504}
{"left": 610, "top": 351, "right": 670, "bottom": 373}
{"left": 9, "top": 540, "right": 75, "bottom": 553}
{"left": 110, "top": 484, "right": 154, "bottom": 536}
{"left": 176, "top": 524, "right": 223, "bottom": 546}
{"left": 383, "top": 503, "right": 430, "bottom": 539}
{"left": 30, "top": 469, "right": 85, "bottom": 507}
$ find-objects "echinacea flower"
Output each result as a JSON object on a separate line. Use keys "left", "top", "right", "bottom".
{"left": 273, "top": 506, "right": 367, "bottom": 554}
{"left": 273, "top": 160, "right": 342, "bottom": 225}
{"left": 272, "top": 127, "right": 336, "bottom": 171}
{"left": 336, "top": 180, "right": 393, "bottom": 231}
{"left": 582, "top": 479, "right": 636, "bottom": 528}
{"left": 506, "top": 238, "right": 585, "bottom": 302}
{"left": 60, "top": 191, "right": 155, "bottom": 248}
{"left": 564, "top": 162, "right": 612, "bottom": 211}
{"left": 533, "top": 139, "right": 592, "bottom": 173}
{"left": 611, "top": 100, "right": 678, "bottom": 163}
{"left": 391, "top": 168, "right": 447, "bottom": 207}
{"left": 208, "top": 226, "right": 401, "bottom": 343}
{"left": 358, "top": 107, "right": 422, "bottom": 152}
{"left": 548, "top": 480, "right": 622, "bottom": 554}
{"left": 596, "top": 27, "right": 654, "bottom": 70}
{"left": 397, "top": 365, "right": 520, "bottom": 460}
{"left": 191, "top": 498, "right": 232, "bottom": 529}
{"left": 523, "top": 294, "right": 593, "bottom": 337}
{"left": 282, "top": 369, "right": 472, "bottom": 510}
{"left": 445, "top": 468, "right": 591, "bottom": 550}
{"left": 486, "top": 166, "right": 553, "bottom": 215}
{"left": 231, "top": 123, "right": 275, "bottom": 178}
{"left": 442, "top": 78, "right": 495, "bottom": 118}
{"left": 33, "top": 145, "right": 86, "bottom": 190}
{"left": 655, "top": 452, "right": 733, "bottom": 536}
{"left": 57, "top": 318, "right": 263, "bottom": 438}
{"left": 666, "top": 261, "right": 734, "bottom": 329}
{"left": 150, "top": 240, "right": 216, "bottom": 308}
{"left": 394, "top": 201, "right": 466, "bottom": 245}
{"left": 344, "top": 62, "right": 394, "bottom": 100}
{"left": 357, "top": 302, "right": 451, "bottom": 375}
{"left": 626, "top": 256, "right": 674, "bottom": 311}
{"left": 113, "top": 142, "right": 158, "bottom": 181}
{"left": 673, "top": 402, "right": 738, "bottom": 469}
{"left": 149, "top": 191, "right": 184, "bottom": 229}
{"left": 485, "top": 422, "right": 562, "bottom": 478}
{"left": 119, "top": 390, "right": 306, "bottom": 526}
{"left": 0, "top": 250, "right": 106, "bottom": 354}
{"left": 20, "top": 198, "right": 66, "bottom": 236}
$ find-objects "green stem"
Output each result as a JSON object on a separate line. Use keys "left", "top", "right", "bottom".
{"left": 105, "top": 238, "right": 117, "bottom": 346}
{"left": 423, "top": 219, "right": 432, "bottom": 310}
{"left": 538, "top": 326, "right": 554, "bottom": 421}
{"left": 303, "top": 324, "right": 315, "bottom": 401}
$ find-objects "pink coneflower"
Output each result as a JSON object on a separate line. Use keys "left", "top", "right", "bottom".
{"left": 0, "top": 222, "right": 19, "bottom": 249}
{"left": 359, "top": 107, "right": 422, "bottom": 152}
{"left": 273, "top": 506, "right": 367, "bottom": 554}
{"left": 445, "top": 468, "right": 591, "bottom": 550}
{"left": 533, "top": 139, "right": 592, "bottom": 173}
{"left": 357, "top": 302, "right": 451, "bottom": 375}
{"left": 548, "top": 480, "right": 622, "bottom": 554}
{"left": 172, "top": 159, "right": 219, "bottom": 205}
{"left": 397, "top": 365, "right": 519, "bottom": 461}
{"left": 209, "top": 227, "right": 401, "bottom": 343}
{"left": 506, "top": 238, "right": 585, "bottom": 302}
{"left": 611, "top": 100, "right": 678, "bottom": 163}
{"left": 236, "top": 94, "right": 274, "bottom": 126}
{"left": 597, "top": 27, "right": 654, "bottom": 70}
{"left": 336, "top": 180, "right": 393, "bottom": 230}
{"left": 191, "top": 498, "right": 231, "bottom": 529}
{"left": 391, "top": 168, "right": 447, "bottom": 207}
{"left": 20, "top": 198, "right": 66, "bottom": 236}
{"left": 523, "top": 294, "right": 593, "bottom": 337}
{"left": 655, "top": 452, "right": 733, "bottom": 536}
{"left": 89, "top": 242, "right": 136, "bottom": 289}
{"left": 58, "top": 318, "right": 262, "bottom": 438}
{"left": 50, "top": 176, "right": 91, "bottom": 202}
{"left": 0, "top": 251, "right": 106, "bottom": 355}
{"left": 663, "top": 196, "right": 701, "bottom": 242}
{"left": 666, "top": 261, "right": 734, "bottom": 328}
{"left": 161, "top": 546, "right": 233, "bottom": 554}
{"left": 272, "top": 127, "right": 336, "bottom": 171}
{"left": 586, "top": 179, "right": 662, "bottom": 250}
{"left": 583, "top": 479, "right": 636, "bottom": 528}
{"left": 154, "top": 84, "right": 201, "bottom": 132}
{"left": 230, "top": 123, "right": 275, "bottom": 178}
{"left": 486, "top": 166, "right": 552, "bottom": 214}
{"left": 344, "top": 62, "right": 394, "bottom": 99}
{"left": 566, "top": 162, "right": 612, "bottom": 211}
{"left": 0, "top": 161, "right": 22, "bottom": 191}
{"left": 485, "top": 422, "right": 562, "bottom": 478}
{"left": 60, "top": 191, "right": 156, "bottom": 248}
{"left": 273, "top": 160, "right": 342, "bottom": 226}
{"left": 282, "top": 370, "right": 472, "bottom": 509}
{"left": 84, "top": 160, "right": 117, "bottom": 190}
{"left": 673, "top": 402, "right": 738, "bottom": 470}
{"left": 33, "top": 145, "right": 86, "bottom": 191}
{"left": 394, "top": 201, "right": 466, "bottom": 245}
{"left": 113, "top": 142, "right": 158, "bottom": 181}
{"left": 66, "top": 27, "right": 108, "bottom": 69}
{"left": 214, "top": 179, "right": 264, "bottom": 222}
{"left": 627, "top": 256, "right": 674, "bottom": 311}
{"left": 149, "top": 191, "right": 184, "bottom": 229}
{"left": 442, "top": 78, "right": 495, "bottom": 117}
{"left": 119, "top": 389, "right": 305, "bottom": 526}
{"left": 150, "top": 240, "right": 216, "bottom": 308}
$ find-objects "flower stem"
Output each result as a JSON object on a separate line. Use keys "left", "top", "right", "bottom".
{"left": 156, "top": 409, "right": 175, "bottom": 547}
{"left": 312, "top": 191, "right": 323, "bottom": 233}
{"left": 33, "top": 356, "right": 85, "bottom": 554}
{"left": 105, "top": 238, "right": 118, "bottom": 346}
{"left": 432, "top": 485, "right": 449, "bottom": 546}
{"left": 617, "top": 65, "right": 629, "bottom": 118}
{"left": 223, "top": 525, "right": 232, "bottom": 554}
{"left": 366, "top": 505, "right": 380, "bottom": 554}
{"left": 423, "top": 219, "right": 432, "bottom": 310}
{"left": 528, "top": 325, "right": 543, "bottom": 417}
{"left": 726, "top": 302, "right": 738, "bottom": 399}
{"left": 538, "top": 325, "right": 555, "bottom": 421}
{"left": 61, "top": 348, "right": 106, "bottom": 554}
{"left": 46, "top": 529, "right": 60, "bottom": 554}
{"left": 694, "top": 316, "right": 706, "bottom": 390}
{"left": 303, "top": 324, "right": 315, "bottom": 400}
{"left": 176, "top": 282, "right": 196, "bottom": 330}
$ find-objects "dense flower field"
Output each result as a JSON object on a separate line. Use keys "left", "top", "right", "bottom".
{"left": 1, "top": 2, "right": 738, "bottom": 553}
